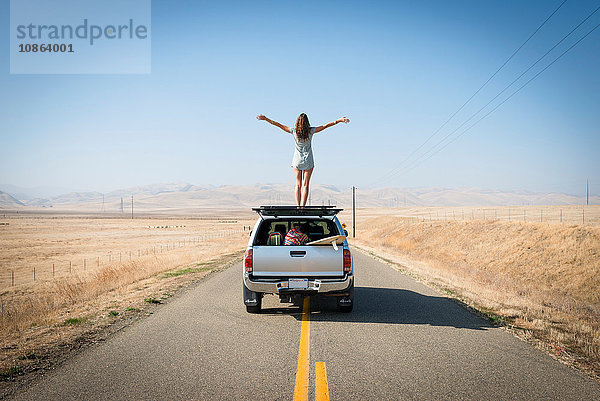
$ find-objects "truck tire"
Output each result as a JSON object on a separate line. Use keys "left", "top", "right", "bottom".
{"left": 243, "top": 281, "right": 262, "bottom": 313}
{"left": 338, "top": 302, "right": 353, "bottom": 313}
{"left": 246, "top": 299, "right": 261, "bottom": 314}
{"left": 337, "top": 282, "right": 354, "bottom": 313}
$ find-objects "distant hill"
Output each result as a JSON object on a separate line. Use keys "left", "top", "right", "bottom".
{"left": 0, "top": 184, "right": 73, "bottom": 200}
{"left": 0, "top": 191, "right": 25, "bottom": 208}
{"left": 0, "top": 183, "right": 597, "bottom": 211}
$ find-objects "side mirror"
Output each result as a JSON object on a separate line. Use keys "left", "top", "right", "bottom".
{"left": 344, "top": 230, "right": 348, "bottom": 236}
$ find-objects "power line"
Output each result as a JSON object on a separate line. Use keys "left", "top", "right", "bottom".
{"left": 368, "top": 0, "right": 569, "bottom": 187}
{"left": 391, "top": 6, "right": 600, "bottom": 178}
{"left": 397, "top": 20, "right": 600, "bottom": 178}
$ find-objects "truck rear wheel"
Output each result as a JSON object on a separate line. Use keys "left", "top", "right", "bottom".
{"left": 246, "top": 299, "right": 262, "bottom": 314}
{"left": 337, "top": 301, "right": 353, "bottom": 313}
{"left": 337, "top": 282, "right": 354, "bottom": 313}
{"left": 243, "top": 281, "right": 262, "bottom": 313}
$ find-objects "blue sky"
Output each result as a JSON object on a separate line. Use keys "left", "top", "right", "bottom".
{"left": 1, "top": 0, "right": 599, "bottom": 196}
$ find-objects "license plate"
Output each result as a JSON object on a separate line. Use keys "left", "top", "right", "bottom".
{"left": 288, "top": 278, "right": 308, "bottom": 289}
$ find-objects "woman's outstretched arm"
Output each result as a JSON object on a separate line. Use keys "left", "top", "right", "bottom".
{"left": 314, "top": 117, "right": 350, "bottom": 133}
{"left": 256, "top": 114, "right": 291, "bottom": 133}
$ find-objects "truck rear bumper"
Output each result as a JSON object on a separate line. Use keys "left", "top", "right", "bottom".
{"left": 244, "top": 274, "right": 353, "bottom": 294}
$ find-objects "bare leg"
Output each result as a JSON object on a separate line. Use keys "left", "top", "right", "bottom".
{"left": 300, "top": 168, "right": 314, "bottom": 207}
{"left": 294, "top": 168, "right": 303, "bottom": 207}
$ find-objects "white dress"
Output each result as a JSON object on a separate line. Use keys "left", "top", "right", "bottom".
{"left": 290, "top": 127, "right": 317, "bottom": 170}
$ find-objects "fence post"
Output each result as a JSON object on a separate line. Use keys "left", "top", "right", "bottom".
{"left": 524, "top": 209, "right": 526, "bottom": 221}
{"left": 97, "top": 257, "right": 100, "bottom": 267}
{"left": 33, "top": 267, "right": 35, "bottom": 282}
{"left": 120, "top": 252, "right": 122, "bottom": 262}
{"left": 53, "top": 263, "right": 55, "bottom": 277}
{"left": 84, "top": 259, "right": 86, "bottom": 271}
{"left": 11, "top": 271, "right": 14, "bottom": 287}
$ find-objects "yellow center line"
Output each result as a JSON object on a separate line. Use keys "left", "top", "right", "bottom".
{"left": 293, "top": 297, "right": 310, "bottom": 401}
{"left": 315, "top": 362, "right": 330, "bottom": 401}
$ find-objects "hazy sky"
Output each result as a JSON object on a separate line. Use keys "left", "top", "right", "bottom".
{"left": 1, "top": 0, "right": 599, "bottom": 196}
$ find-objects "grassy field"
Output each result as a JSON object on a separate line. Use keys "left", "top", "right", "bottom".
{"left": 0, "top": 214, "right": 254, "bottom": 287}
{"left": 0, "top": 212, "right": 254, "bottom": 375}
{"left": 351, "top": 210, "right": 600, "bottom": 378}
{"left": 338, "top": 205, "right": 600, "bottom": 226}
{"left": 1, "top": 205, "right": 598, "bottom": 380}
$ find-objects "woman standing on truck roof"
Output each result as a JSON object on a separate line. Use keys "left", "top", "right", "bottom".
{"left": 256, "top": 113, "right": 350, "bottom": 207}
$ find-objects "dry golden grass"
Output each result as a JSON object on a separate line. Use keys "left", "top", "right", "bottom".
{"left": 0, "top": 214, "right": 253, "bottom": 375}
{"left": 0, "top": 238, "right": 246, "bottom": 333}
{"left": 339, "top": 205, "right": 600, "bottom": 226}
{"left": 0, "top": 216, "right": 253, "bottom": 287}
{"left": 354, "top": 215, "right": 600, "bottom": 378}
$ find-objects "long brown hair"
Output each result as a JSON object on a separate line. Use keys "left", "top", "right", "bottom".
{"left": 295, "top": 113, "right": 310, "bottom": 142}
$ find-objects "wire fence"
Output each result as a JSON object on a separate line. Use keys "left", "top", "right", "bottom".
{"left": 398, "top": 206, "right": 597, "bottom": 225}
{"left": 0, "top": 228, "right": 249, "bottom": 289}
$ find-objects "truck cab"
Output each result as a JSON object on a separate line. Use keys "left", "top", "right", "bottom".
{"left": 243, "top": 206, "right": 354, "bottom": 313}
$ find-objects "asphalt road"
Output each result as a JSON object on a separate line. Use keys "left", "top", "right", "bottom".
{"left": 7, "top": 249, "right": 600, "bottom": 400}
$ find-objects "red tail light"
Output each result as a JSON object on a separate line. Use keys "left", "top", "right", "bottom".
{"left": 244, "top": 249, "right": 253, "bottom": 273}
{"left": 343, "top": 249, "right": 352, "bottom": 273}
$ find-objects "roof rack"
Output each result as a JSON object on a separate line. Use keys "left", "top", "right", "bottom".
{"left": 252, "top": 205, "right": 343, "bottom": 217}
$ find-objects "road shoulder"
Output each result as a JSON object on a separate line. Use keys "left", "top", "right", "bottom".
{"left": 351, "top": 243, "right": 600, "bottom": 384}
{"left": 0, "top": 251, "right": 242, "bottom": 400}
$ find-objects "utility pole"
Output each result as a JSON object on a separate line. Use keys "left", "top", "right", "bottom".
{"left": 352, "top": 186, "right": 356, "bottom": 238}
{"left": 131, "top": 195, "right": 134, "bottom": 219}
{"left": 120, "top": 197, "right": 124, "bottom": 213}
{"left": 587, "top": 180, "right": 589, "bottom": 206}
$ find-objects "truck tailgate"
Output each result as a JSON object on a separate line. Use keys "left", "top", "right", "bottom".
{"left": 252, "top": 245, "right": 344, "bottom": 277}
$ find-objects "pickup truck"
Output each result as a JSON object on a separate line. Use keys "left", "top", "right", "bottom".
{"left": 243, "top": 206, "right": 354, "bottom": 313}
